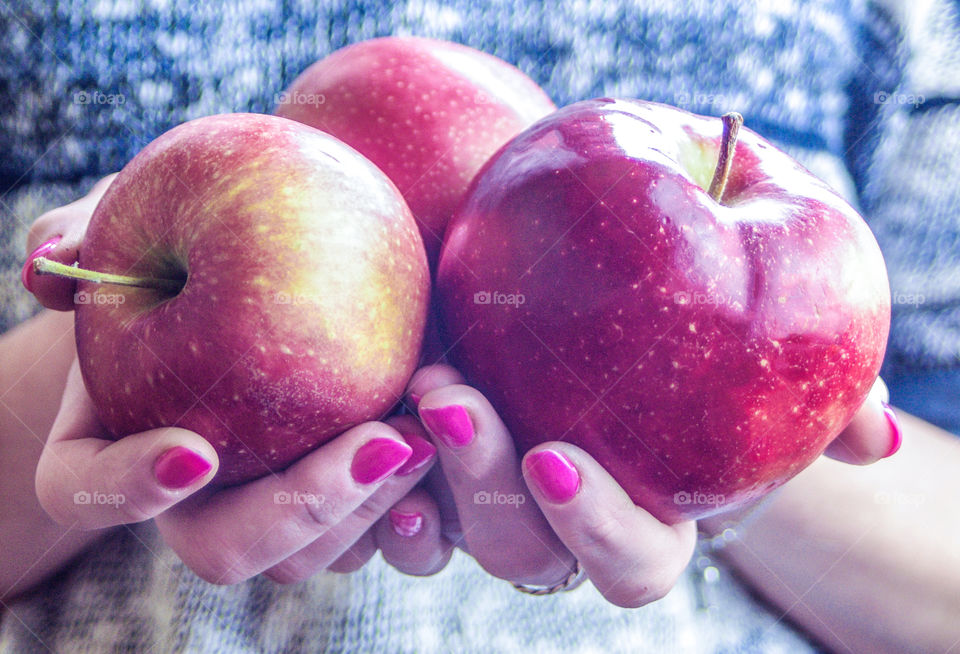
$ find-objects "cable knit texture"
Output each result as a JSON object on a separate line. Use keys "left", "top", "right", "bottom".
{"left": 1, "top": 0, "right": 958, "bottom": 652}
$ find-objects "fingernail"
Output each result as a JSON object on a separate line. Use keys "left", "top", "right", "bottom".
{"left": 881, "top": 402, "right": 902, "bottom": 458}
{"left": 351, "top": 438, "right": 412, "bottom": 485}
{"left": 389, "top": 509, "right": 423, "bottom": 537}
{"left": 407, "top": 393, "right": 422, "bottom": 411}
{"left": 154, "top": 446, "right": 213, "bottom": 489}
{"left": 397, "top": 433, "right": 436, "bottom": 476}
{"left": 525, "top": 450, "right": 581, "bottom": 504}
{"left": 419, "top": 405, "right": 474, "bottom": 448}
{"left": 21, "top": 236, "right": 62, "bottom": 293}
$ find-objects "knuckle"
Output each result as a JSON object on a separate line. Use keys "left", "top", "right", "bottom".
{"left": 160, "top": 520, "right": 252, "bottom": 585}
{"left": 288, "top": 494, "right": 337, "bottom": 535}
{"left": 568, "top": 512, "right": 623, "bottom": 552}
{"left": 263, "top": 562, "right": 312, "bottom": 585}
{"left": 183, "top": 544, "right": 251, "bottom": 585}
{"left": 34, "top": 476, "right": 73, "bottom": 527}
{"left": 110, "top": 477, "right": 163, "bottom": 524}
{"left": 475, "top": 545, "right": 567, "bottom": 584}
{"left": 351, "top": 493, "right": 393, "bottom": 525}
{"left": 600, "top": 567, "right": 678, "bottom": 609}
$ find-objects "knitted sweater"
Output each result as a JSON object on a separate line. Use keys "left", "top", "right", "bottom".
{"left": 1, "top": 0, "right": 958, "bottom": 652}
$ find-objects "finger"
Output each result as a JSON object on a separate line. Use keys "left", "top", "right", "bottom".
{"left": 157, "top": 422, "right": 422, "bottom": 585}
{"left": 399, "top": 393, "right": 467, "bottom": 547}
{"left": 261, "top": 423, "right": 437, "bottom": 584}
{"left": 523, "top": 443, "right": 697, "bottom": 608}
{"left": 824, "top": 377, "right": 901, "bottom": 465}
{"left": 376, "top": 487, "right": 454, "bottom": 576}
{"left": 36, "top": 361, "right": 218, "bottom": 529}
{"left": 404, "top": 364, "right": 465, "bottom": 411}
{"left": 319, "top": 531, "right": 378, "bottom": 574}
{"left": 423, "top": 457, "right": 464, "bottom": 549}
{"left": 24, "top": 174, "right": 118, "bottom": 311}
{"left": 24, "top": 174, "right": 116, "bottom": 255}
{"left": 417, "top": 384, "right": 573, "bottom": 585}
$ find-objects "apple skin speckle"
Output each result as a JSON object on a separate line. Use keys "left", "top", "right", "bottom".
{"left": 437, "top": 99, "right": 890, "bottom": 523}
{"left": 74, "top": 113, "right": 429, "bottom": 486}
{"left": 275, "top": 36, "right": 556, "bottom": 270}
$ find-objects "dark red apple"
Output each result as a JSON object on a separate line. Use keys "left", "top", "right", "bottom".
{"left": 35, "top": 113, "right": 429, "bottom": 485}
{"left": 437, "top": 99, "right": 890, "bottom": 523}
{"left": 274, "top": 36, "right": 557, "bottom": 268}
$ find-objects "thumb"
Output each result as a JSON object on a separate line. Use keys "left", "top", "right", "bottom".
{"left": 823, "top": 377, "right": 900, "bottom": 465}
{"left": 36, "top": 360, "right": 218, "bottom": 529}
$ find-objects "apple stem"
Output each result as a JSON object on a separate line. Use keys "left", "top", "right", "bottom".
{"left": 707, "top": 112, "right": 743, "bottom": 203}
{"left": 32, "top": 257, "right": 184, "bottom": 293}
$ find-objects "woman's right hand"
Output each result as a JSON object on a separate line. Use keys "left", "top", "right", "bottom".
{"left": 22, "top": 173, "right": 116, "bottom": 310}
{"left": 34, "top": 360, "right": 436, "bottom": 584}
{"left": 25, "top": 178, "right": 437, "bottom": 585}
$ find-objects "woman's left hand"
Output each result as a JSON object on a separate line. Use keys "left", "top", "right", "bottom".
{"left": 375, "top": 364, "right": 697, "bottom": 608}
{"left": 374, "top": 364, "right": 898, "bottom": 608}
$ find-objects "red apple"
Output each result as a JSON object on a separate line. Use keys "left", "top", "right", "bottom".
{"left": 274, "top": 36, "right": 557, "bottom": 268}
{"left": 437, "top": 99, "right": 890, "bottom": 523}
{"left": 36, "top": 113, "right": 429, "bottom": 485}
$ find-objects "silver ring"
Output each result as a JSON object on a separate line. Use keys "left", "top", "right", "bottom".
{"left": 511, "top": 561, "right": 587, "bottom": 595}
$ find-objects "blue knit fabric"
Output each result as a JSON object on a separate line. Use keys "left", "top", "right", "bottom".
{"left": 1, "top": 0, "right": 958, "bottom": 652}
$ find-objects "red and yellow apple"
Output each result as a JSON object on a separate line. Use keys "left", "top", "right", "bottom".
{"left": 38, "top": 113, "right": 429, "bottom": 485}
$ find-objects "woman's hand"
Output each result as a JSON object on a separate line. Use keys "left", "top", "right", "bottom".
{"left": 24, "top": 178, "right": 438, "bottom": 585}
{"left": 375, "top": 364, "right": 901, "bottom": 608}
{"left": 376, "top": 364, "right": 695, "bottom": 608}
{"left": 22, "top": 174, "right": 117, "bottom": 310}
{"left": 34, "top": 359, "right": 437, "bottom": 584}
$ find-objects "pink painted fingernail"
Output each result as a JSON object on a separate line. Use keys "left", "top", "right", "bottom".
{"left": 154, "top": 446, "right": 213, "bottom": 489}
{"left": 350, "top": 438, "right": 412, "bottom": 485}
{"left": 397, "top": 433, "right": 436, "bottom": 476}
{"left": 21, "top": 236, "right": 62, "bottom": 293}
{"left": 881, "top": 402, "right": 902, "bottom": 458}
{"left": 419, "top": 405, "right": 474, "bottom": 448}
{"left": 389, "top": 509, "right": 423, "bottom": 537}
{"left": 525, "top": 450, "right": 581, "bottom": 504}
